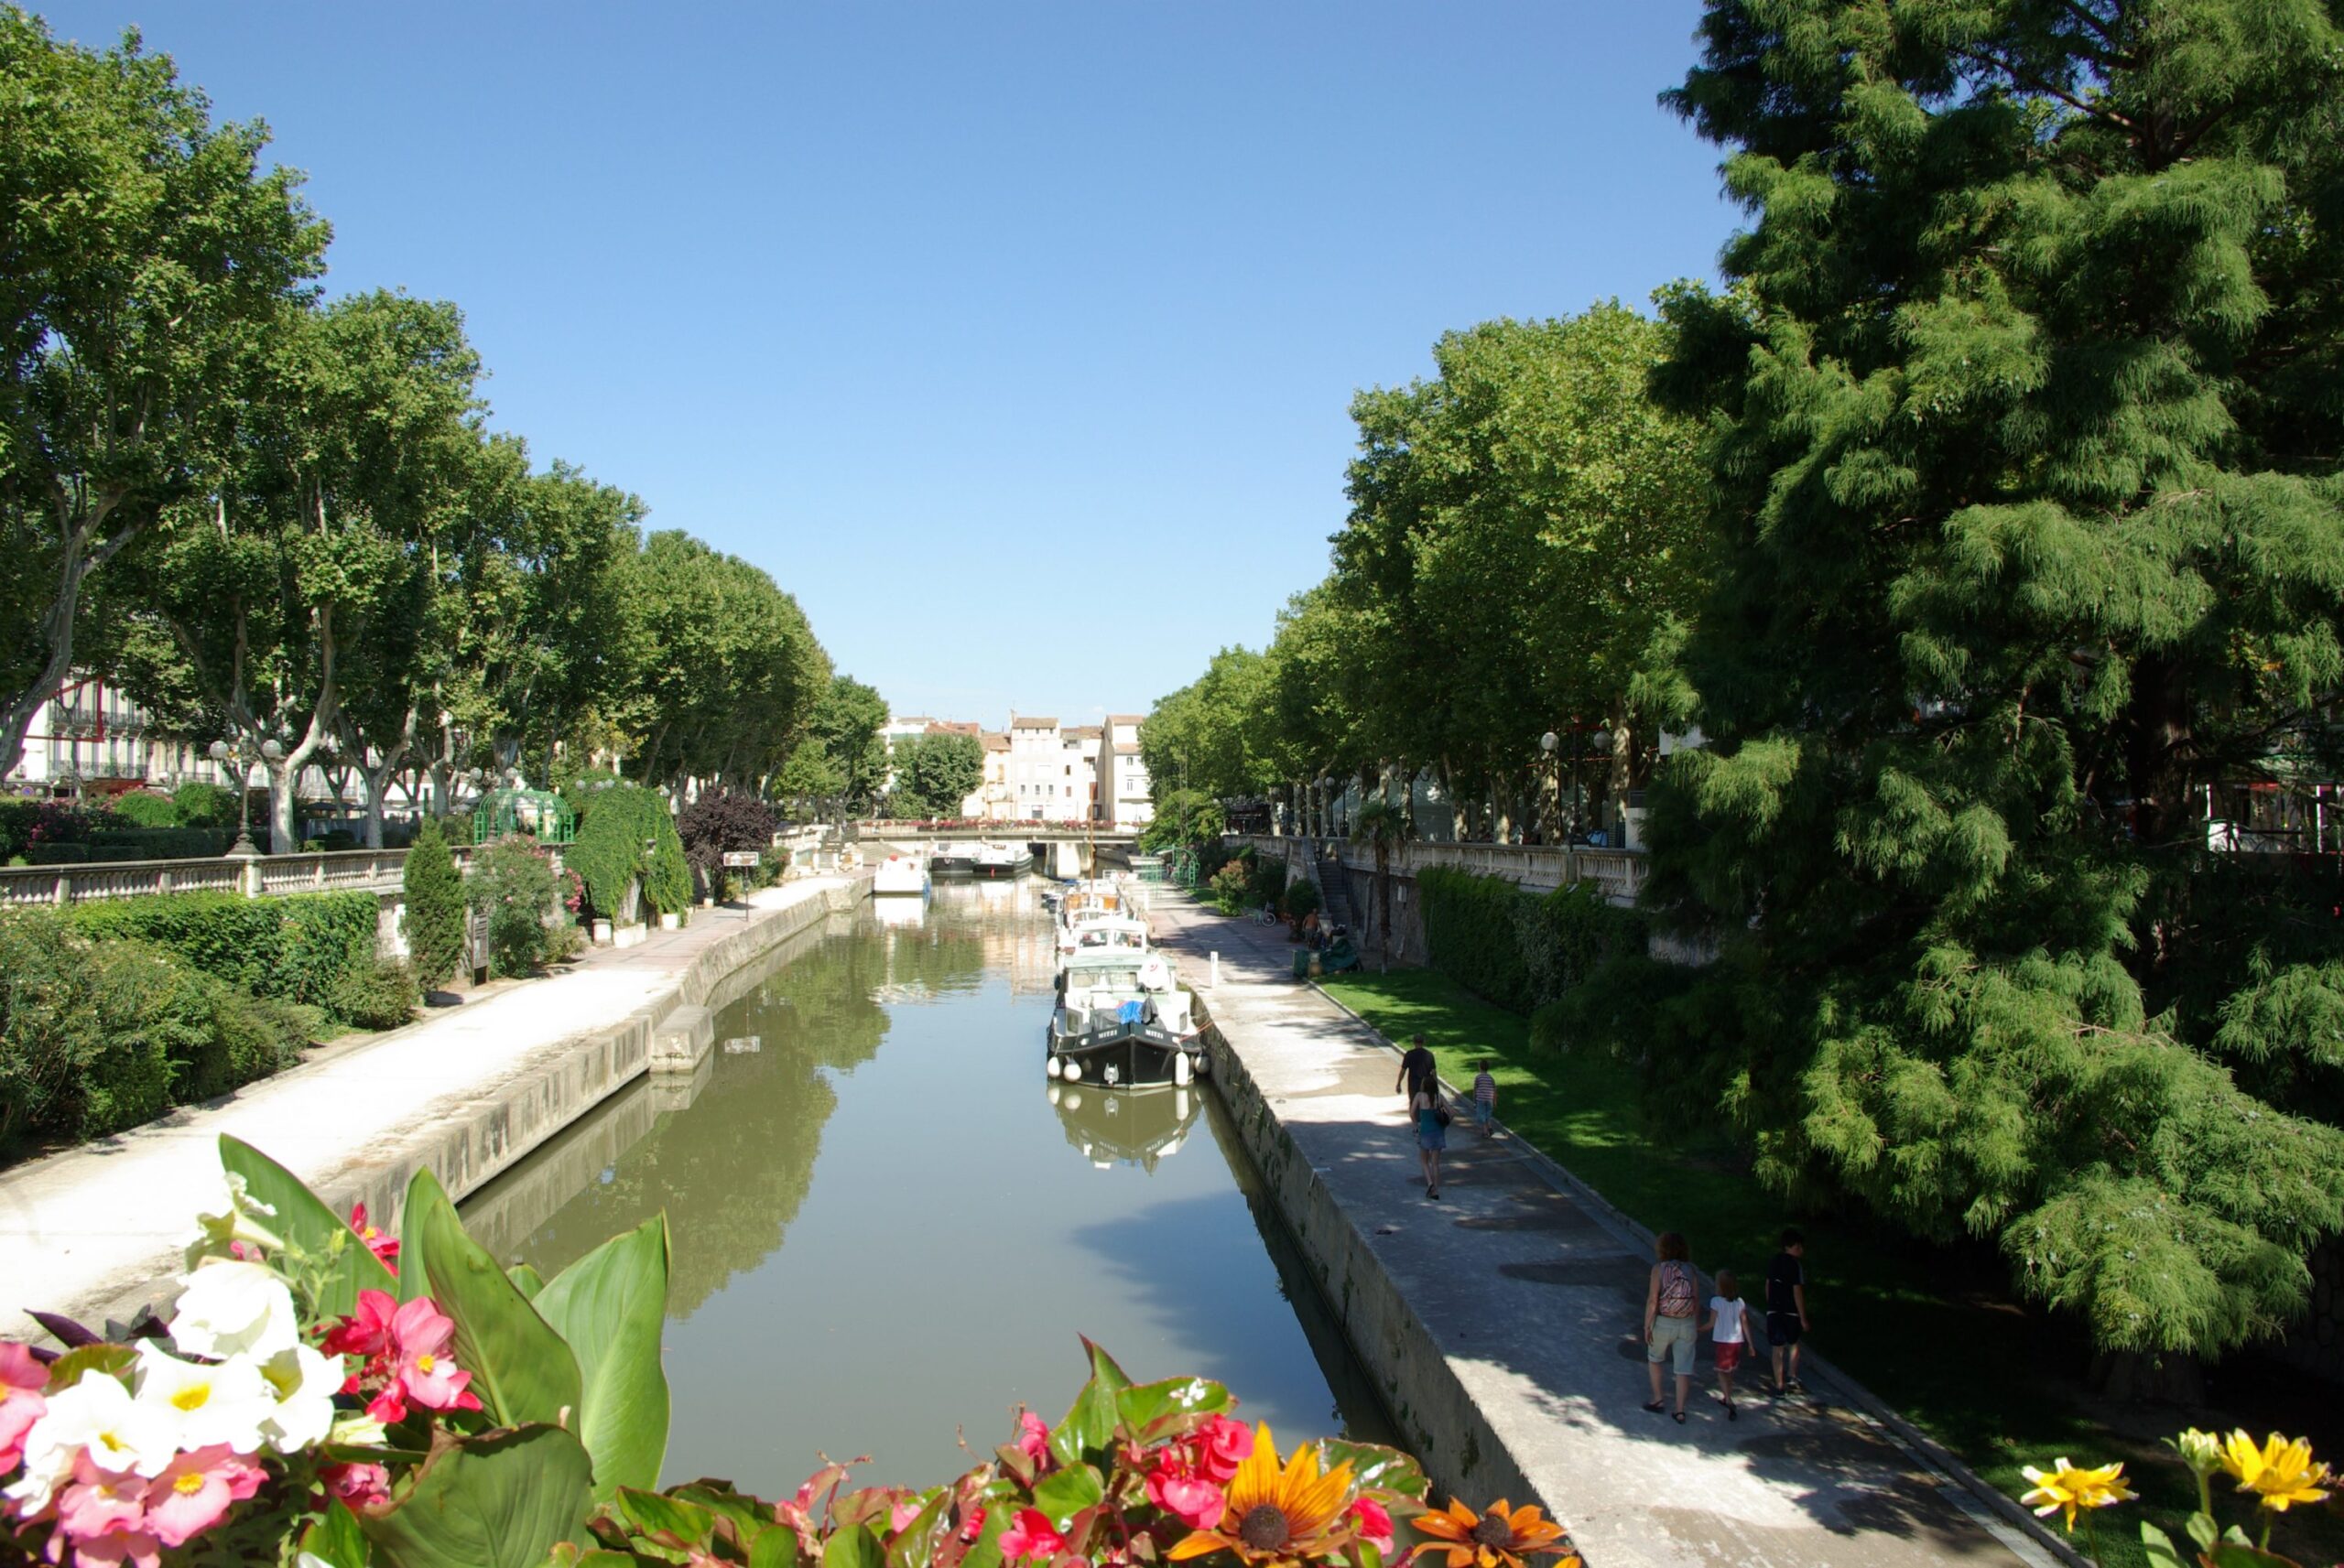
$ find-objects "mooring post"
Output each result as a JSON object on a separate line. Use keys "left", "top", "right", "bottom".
{"left": 1210, "top": 951, "right": 1220, "bottom": 988}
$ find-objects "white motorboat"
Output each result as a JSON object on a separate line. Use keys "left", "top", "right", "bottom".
{"left": 873, "top": 852, "right": 928, "bottom": 896}
{"left": 971, "top": 841, "right": 1028, "bottom": 879}
{"left": 1046, "top": 947, "right": 1204, "bottom": 1090}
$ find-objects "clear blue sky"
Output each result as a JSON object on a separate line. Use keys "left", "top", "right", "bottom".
{"left": 36, "top": 1, "right": 1741, "bottom": 728}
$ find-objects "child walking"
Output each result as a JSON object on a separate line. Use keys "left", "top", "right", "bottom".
{"left": 1471, "top": 1060, "right": 1497, "bottom": 1137}
{"left": 1702, "top": 1269, "right": 1749, "bottom": 1420}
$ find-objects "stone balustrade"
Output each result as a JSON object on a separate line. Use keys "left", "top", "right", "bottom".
{"left": 1230, "top": 833, "right": 1647, "bottom": 906}
{"left": 0, "top": 844, "right": 477, "bottom": 909}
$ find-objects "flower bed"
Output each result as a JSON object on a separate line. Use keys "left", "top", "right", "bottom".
{"left": 0, "top": 1140, "right": 1584, "bottom": 1568}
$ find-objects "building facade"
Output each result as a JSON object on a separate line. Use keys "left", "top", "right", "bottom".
{"left": 4, "top": 676, "right": 230, "bottom": 796}
{"left": 1096, "top": 716, "right": 1153, "bottom": 828}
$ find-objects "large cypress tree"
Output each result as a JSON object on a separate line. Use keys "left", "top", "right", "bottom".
{"left": 1629, "top": 0, "right": 2344, "bottom": 1358}
{"left": 401, "top": 817, "right": 466, "bottom": 991}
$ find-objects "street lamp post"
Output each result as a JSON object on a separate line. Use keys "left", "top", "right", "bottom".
{"left": 208, "top": 736, "right": 283, "bottom": 858}
{"left": 1540, "top": 730, "right": 1560, "bottom": 846}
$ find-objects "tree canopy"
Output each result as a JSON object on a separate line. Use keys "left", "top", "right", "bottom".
{"left": 1607, "top": 0, "right": 2344, "bottom": 1357}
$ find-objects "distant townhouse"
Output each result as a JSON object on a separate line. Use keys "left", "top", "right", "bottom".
{"left": 1096, "top": 716, "right": 1153, "bottom": 829}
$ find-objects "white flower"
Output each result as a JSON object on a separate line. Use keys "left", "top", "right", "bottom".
{"left": 257, "top": 1343, "right": 342, "bottom": 1453}
{"left": 326, "top": 1411, "right": 386, "bottom": 1449}
{"left": 133, "top": 1342, "right": 276, "bottom": 1454}
{"left": 185, "top": 1171, "right": 283, "bottom": 1265}
{"left": 3, "top": 1373, "right": 177, "bottom": 1513}
{"left": 170, "top": 1260, "right": 301, "bottom": 1361}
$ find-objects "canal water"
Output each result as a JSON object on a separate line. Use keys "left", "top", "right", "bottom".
{"left": 460, "top": 881, "right": 1390, "bottom": 1495}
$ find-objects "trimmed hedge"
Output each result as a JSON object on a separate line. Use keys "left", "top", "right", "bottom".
{"left": 0, "top": 913, "right": 309, "bottom": 1148}
{"left": 112, "top": 790, "right": 180, "bottom": 827}
{"left": 1416, "top": 866, "right": 1638, "bottom": 1019}
{"left": 62, "top": 891, "right": 380, "bottom": 1016}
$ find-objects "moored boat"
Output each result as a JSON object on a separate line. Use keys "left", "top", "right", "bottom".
{"left": 971, "top": 841, "right": 1027, "bottom": 879}
{"left": 1046, "top": 948, "right": 1203, "bottom": 1090}
{"left": 873, "top": 853, "right": 928, "bottom": 895}
{"left": 929, "top": 845, "right": 977, "bottom": 878}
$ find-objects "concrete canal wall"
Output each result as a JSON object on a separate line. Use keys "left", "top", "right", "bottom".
{"left": 2, "top": 877, "right": 867, "bottom": 1345}
{"left": 1161, "top": 897, "right": 2057, "bottom": 1568}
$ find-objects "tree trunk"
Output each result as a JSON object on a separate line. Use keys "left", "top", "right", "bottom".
{"left": 0, "top": 490, "right": 139, "bottom": 782}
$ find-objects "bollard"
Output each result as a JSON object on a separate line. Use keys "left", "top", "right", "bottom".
{"left": 1210, "top": 951, "right": 1220, "bottom": 988}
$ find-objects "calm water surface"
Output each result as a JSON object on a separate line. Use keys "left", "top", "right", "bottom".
{"left": 461, "top": 881, "right": 1389, "bottom": 1493}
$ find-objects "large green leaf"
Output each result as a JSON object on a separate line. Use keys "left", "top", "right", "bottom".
{"left": 1115, "top": 1375, "right": 1230, "bottom": 1439}
{"left": 360, "top": 1424, "right": 594, "bottom": 1568}
{"left": 1316, "top": 1439, "right": 1427, "bottom": 1501}
{"left": 1048, "top": 1339, "right": 1132, "bottom": 1465}
{"left": 220, "top": 1133, "right": 395, "bottom": 1319}
{"left": 1030, "top": 1464, "right": 1103, "bottom": 1532}
{"left": 533, "top": 1217, "right": 670, "bottom": 1501}
{"left": 298, "top": 1498, "right": 371, "bottom": 1568}
{"left": 823, "top": 1523, "right": 885, "bottom": 1568}
{"left": 398, "top": 1166, "right": 581, "bottom": 1430}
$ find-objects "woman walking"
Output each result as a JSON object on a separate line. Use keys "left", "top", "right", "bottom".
{"left": 1644, "top": 1232, "right": 1699, "bottom": 1423}
{"left": 1411, "top": 1079, "right": 1448, "bottom": 1199}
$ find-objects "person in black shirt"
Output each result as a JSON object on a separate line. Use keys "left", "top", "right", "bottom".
{"left": 1394, "top": 1033, "right": 1436, "bottom": 1099}
{"left": 1765, "top": 1228, "right": 1809, "bottom": 1395}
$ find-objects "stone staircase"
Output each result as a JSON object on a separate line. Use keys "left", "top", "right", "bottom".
{"left": 1312, "top": 842, "right": 1356, "bottom": 932}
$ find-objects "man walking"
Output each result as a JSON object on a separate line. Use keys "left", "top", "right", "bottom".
{"left": 1395, "top": 1033, "right": 1436, "bottom": 1099}
{"left": 1766, "top": 1228, "right": 1810, "bottom": 1396}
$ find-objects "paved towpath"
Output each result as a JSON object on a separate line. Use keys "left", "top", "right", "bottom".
{"left": 1151, "top": 895, "right": 2058, "bottom": 1568}
{"left": 2, "top": 879, "right": 850, "bottom": 1345}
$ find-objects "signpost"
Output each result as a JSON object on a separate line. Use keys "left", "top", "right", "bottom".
{"left": 722, "top": 850, "right": 761, "bottom": 868}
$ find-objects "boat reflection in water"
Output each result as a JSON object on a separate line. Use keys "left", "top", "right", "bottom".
{"left": 873, "top": 891, "right": 928, "bottom": 928}
{"left": 1046, "top": 1081, "right": 1201, "bottom": 1173}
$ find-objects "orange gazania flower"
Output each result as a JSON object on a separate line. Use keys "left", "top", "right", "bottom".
{"left": 1406, "top": 1498, "right": 1578, "bottom": 1568}
{"left": 1169, "top": 1422, "right": 1357, "bottom": 1567}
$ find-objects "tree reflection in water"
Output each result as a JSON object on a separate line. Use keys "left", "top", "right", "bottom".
{"left": 492, "top": 920, "right": 988, "bottom": 1314}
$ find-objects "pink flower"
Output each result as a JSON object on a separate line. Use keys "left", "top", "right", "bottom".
{"left": 998, "top": 1507, "right": 1064, "bottom": 1563}
{"left": 53, "top": 1451, "right": 146, "bottom": 1543}
{"left": 388, "top": 1296, "right": 477, "bottom": 1413}
{"left": 957, "top": 1507, "right": 989, "bottom": 1543}
{"left": 138, "top": 1444, "right": 265, "bottom": 1548}
{"left": 348, "top": 1205, "right": 400, "bottom": 1271}
{"left": 1193, "top": 1414, "right": 1253, "bottom": 1484}
{"left": 1144, "top": 1454, "right": 1224, "bottom": 1533}
{"left": 1016, "top": 1410, "right": 1051, "bottom": 1465}
{"left": 0, "top": 1340, "right": 48, "bottom": 1474}
{"left": 51, "top": 1525, "right": 162, "bottom": 1568}
{"left": 320, "top": 1289, "right": 397, "bottom": 1361}
{"left": 1348, "top": 1498, "right": 1394, "bottom": 1553}
{"left": 323, "top": 1461, "right": 390, "bottom": 1509}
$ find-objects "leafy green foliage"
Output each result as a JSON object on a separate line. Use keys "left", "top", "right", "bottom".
{"left": 62, "top": 890, "right": 379, "bottom": 1016}
{"left": 399, "top": 1163, "right": 584, "bottom": 1425}
{"left": 403, "top": 816, "right": 467, "bottom": 989}
{"left": 532, "top": 1217, "right": 673, "bottom": 1502}
{"left": 886, "top": 732, "right": 983, "bottom": 818}
{"left": 110, "top": 790, "right": 179, "bottom": 827}
{"left": 466, "top": 835, "right": 567, "bottom": 976}
{"left": 171, "top": 781, "right": 238, "bottom": 828}
{"left": 359, "top": 1423, "right": 598, "bottom": 1568}
{"left": 0, "top": 9, "right": 328, "bottom": 780}
{"left": 1416, "top": 868, "right": 1635, "bottom": 1015}
{"left": 330, "top": 952, "right": 420, "bottom": 1030}
{"left": 565, "top": 781, "right": 689, "bottom": 925}
{"left": 0, "top": 914, "right": 306, "bottom": 1150}
{"left": 1613, "top": 0, "right": 2344, "bottom": 1356}
{"left": 217, "top": 1132, "right": 396, "bottom": 1320}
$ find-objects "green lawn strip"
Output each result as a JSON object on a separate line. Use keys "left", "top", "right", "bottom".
{"left": 1311, "top": 966, "right": 2343, "bottom": 1568}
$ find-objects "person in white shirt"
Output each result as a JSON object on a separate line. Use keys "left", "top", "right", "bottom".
{"left": 1701, "top": 1270, "right": 1751, "bottom": 1420}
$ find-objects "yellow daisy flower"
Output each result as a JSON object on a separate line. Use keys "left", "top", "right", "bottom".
{"left": 2219, "top": 1431, "right": 2332, "bottom": 1513}
{"left": 1169, "top": 1422, "right": 1358, "bottom": 1568}
{"left": 2018, "top": 1457, "right": 2135, "bottom": 1532}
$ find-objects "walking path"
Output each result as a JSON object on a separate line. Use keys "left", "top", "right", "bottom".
{"left": 1151, "top": 896, "right": 2059, "bottom": 1568}
{"left": 2, "top": 878, "right": 854, "bottom": 1345}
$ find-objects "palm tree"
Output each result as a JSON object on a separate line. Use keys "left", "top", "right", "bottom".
{"left": 1350, "top": 795, "right": 1404, "bottom": 971}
